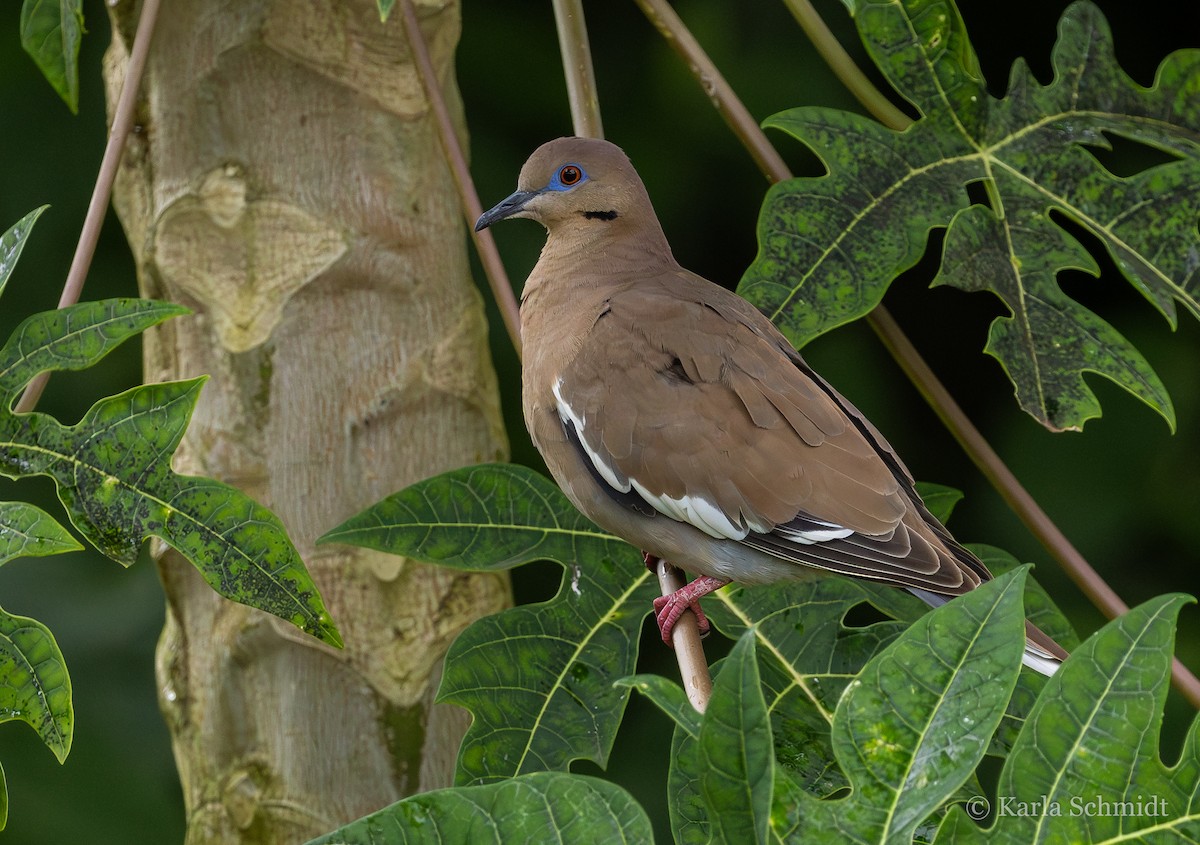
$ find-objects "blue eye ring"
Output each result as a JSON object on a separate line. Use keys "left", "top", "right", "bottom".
{"left": 549, "top": 163, "right": 587, "bottom": 191}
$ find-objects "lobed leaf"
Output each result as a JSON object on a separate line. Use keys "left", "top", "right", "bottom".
{"left": 772, "top": 568, "right": 1029, "bottom": 842}
{"left": 304, "top": 771, "right": 653, "bottom": 845}
{"left": 0, "top": 379, "right": 341, "bottom": 645}
{"left": 0, "top": 289, "right": 340, "bottom": 646}
{"left": 322, "top": 463, "right": 657, "bottom": 784}
{"left": 742, "top": 0, "right": 1199, "bottom": 431}
{"left": 699, "top": 632, "right": 774, "bottom": 845}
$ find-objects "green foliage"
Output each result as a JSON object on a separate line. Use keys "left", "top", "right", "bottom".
{"left": 323, "top": 462, "right": 1198, "bottom": 843}
{"left": 306, "top": 771, "right": 653, "bottom": 844}
{"left": 0, "top": 210, "right": 341, "bottom": 829}
{"left": 936, "top": 594, "right": 1199, "bottom": 843}
{"left": 311, "top": 1, "right": 1200, "bottom": 842}
{"left": 0, "top": 606, "right": 72, "bottom": 764}
{"left": 323, "top": 463, "right": 657, "bottom": 784}
{"left": 19, "top": 0, "right": 83, "bottom": 113}
{"left": 741, "top": 0, "right": 1200, "bottom": 432}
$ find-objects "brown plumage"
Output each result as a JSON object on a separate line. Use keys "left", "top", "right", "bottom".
{"left": 477, "top": 137, "right": 1066, "bottom": 675}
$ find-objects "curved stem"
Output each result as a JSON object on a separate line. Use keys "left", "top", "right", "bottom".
{"left": 633, "top": 0, "right": 1200, "bottom": 708}
{"left": 15, "top": 0, "right": 163, "bottom": 414}
{"left": 552, "top": 0, "right": 605, "bottom": 139}
{"left": 780, "top": 0, "right": 911, "bottom": 130}
{"left": 868, "top": 311, "right": 1200, "bottom": 706}
{"left": 634, "top": 0, "right": 791, "bottom": 183}
{"left": 399, "top": 0, "right": 522, "bottom": 357}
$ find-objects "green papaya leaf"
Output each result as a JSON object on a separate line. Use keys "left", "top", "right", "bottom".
{"left": 0, "top": 501, "right": 81, "bottom": 565}
{"left": 0, "top": 760, "right": 6, "bottom": 830}
{"left": 936, "top": 593, "right": 1199, "bottom": 843}
{"left": 20, "top": 0, "right": 84, "bottom": 113}
{"left": 742, "top": 0, "right": 1197, "bottom": 431}
{"left": 1, "top": 378, "right": 340, "bottom": 645}
{"left": 618, "top": 673, "right": 710, "bottom": 844}
{"left": 0, "top": 289, "right": 340, "bottom": 646}
{"left": 0, "top": 299, "right": 189, "bottom": 401}
{"left": 772, "top": 568, "right": 1028, "bottom": 842}
{"left": 700, "top": 632, "right": 774, "bottom": 845}
{"left": 971, "top": 546, "right": 1078, "bottom": 755}
{"left": 321, "top": 463, "right": 657, "bottom": 784}
{"left": 0, "top": 208, "right": 48, "bottom": 300}
{"left": 304, "top": 771, "right": 653, "bottom": 845}
{"left": 0, "top": 606, "right": 72, "bottom": 763}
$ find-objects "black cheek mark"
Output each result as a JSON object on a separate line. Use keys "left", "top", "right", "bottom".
{"left": 582, "top": 210, "right": 619, "bottom": 221}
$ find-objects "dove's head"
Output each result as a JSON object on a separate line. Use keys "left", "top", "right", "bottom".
{"left": 475, "top": 137, "right": 661, "bottom": 238}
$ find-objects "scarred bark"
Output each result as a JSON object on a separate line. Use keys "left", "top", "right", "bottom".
{"left": 104, "top": 1, "right": 510, "bottom": 841}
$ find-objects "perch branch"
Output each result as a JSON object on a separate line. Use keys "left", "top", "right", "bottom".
{"left": 15, "top": 0, "right": 164, "bottom": 414}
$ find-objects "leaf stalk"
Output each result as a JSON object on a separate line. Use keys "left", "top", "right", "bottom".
{"left": 15, "top": 0, "right": 164, "bottom": 414}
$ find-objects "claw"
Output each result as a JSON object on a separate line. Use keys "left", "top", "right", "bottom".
{"left": 652, "top": 575, "right": 730, "bottom": 646}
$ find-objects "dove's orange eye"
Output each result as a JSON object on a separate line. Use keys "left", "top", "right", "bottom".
{"left": 547, "top": 163, "right": 588, "bottom": 191}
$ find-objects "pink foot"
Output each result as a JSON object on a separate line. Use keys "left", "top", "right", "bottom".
{"left": 652, "top": 575, "right": 730, "bottom": 645}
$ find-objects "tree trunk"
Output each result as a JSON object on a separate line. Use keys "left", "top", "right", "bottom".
{"left": 104, "top": 1, "right": 510, "bottom": 841}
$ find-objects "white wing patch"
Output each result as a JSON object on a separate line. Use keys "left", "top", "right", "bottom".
{"left": 553, "top": 378, "right": 631, "bottom": 492}
{"left": 553, "top": 377, "right": 748, "bottom": 541}
{"left": 775, "top": 521, "right": 854, "bottom": 544}
{"left": 629, "top": 479, "right": 749, "bottom": 540}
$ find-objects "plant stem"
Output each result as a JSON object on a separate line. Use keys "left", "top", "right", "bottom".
{"left": 632, "top": 0, "right": 1200, "bottom": 708}
{"left": 552, "top": 0, "right": 605, "bottom": 139}
{"left": 15, "top": 0, "right": 163, "bottom": 414}
{"left": 780, "top": 0, "right": 911, "bottom": 130}
{"left": 656, "top": 560, "right": 713, "bottom": 712}
{"left": 634, "top": 0, "right": 791, "bottom": 183}
{"left": 399, "top": 0, "right": 522, "bottom": 357}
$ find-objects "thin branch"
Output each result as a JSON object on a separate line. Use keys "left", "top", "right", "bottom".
{"left": 633, "top": 0, "right": 1200, "bottom": 708}
{"left": 868, "top": 311, "right": 1200, "bottom": 706}
{"left": 399, "top": 0, "right": 522, "bottom": 357}
{"left": 634, "top": 0, "right": 790, "bottom": 183}
{"left": 551, "top": 0, "right": 712, "bottom": 711}
{"left": 780, "top": 0, "right": 911, "bottom": 130}
{"left": 15, "top": 0, "right": 164, "bottom": 414}
{"left": 552, "top": 0, "right": 604, "bottom": 139}
{"left": 656, "top": 560, "right": 714, "bottom": 713}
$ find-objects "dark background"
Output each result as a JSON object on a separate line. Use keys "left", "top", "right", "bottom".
{"left": 1, "top": 1, "right": 1196, "bottom": 841}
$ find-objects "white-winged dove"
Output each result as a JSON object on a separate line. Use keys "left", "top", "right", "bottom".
{"left": 477, "top": 137, "right": 1067, "bottom": 676}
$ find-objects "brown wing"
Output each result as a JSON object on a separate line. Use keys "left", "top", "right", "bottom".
{"left": 554, "top": 270, "right": 985, "bottom": 594}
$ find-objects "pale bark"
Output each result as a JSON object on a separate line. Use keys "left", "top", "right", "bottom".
{"left": 104, "top": 1, "right": 510, "bottom": 841}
